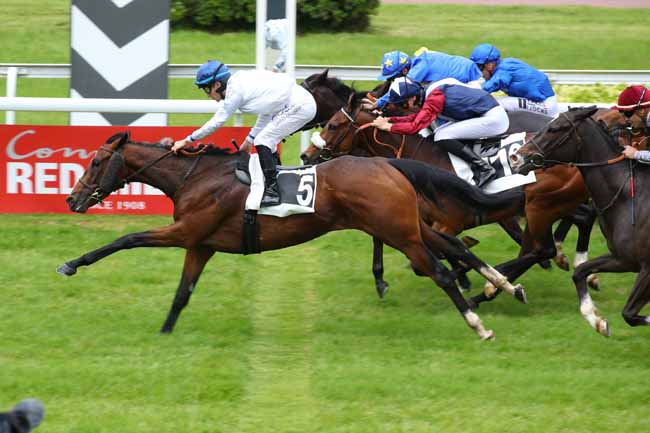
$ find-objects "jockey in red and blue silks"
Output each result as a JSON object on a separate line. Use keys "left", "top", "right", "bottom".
{"left": 374, "top": 48, "right": 483, "bottom": 110}
{"left": 470, "top": 43, "right": 559, "bottom": 117}
{"left": 372, "top": 77, "right": 509, "bottom": 187}
{"left": 615, "top": 85, "right": 650, "bottom": 162}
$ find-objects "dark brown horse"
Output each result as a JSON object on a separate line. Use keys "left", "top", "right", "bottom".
{"left": 57, "top": 132, "right": 525, "bottom": 339}
{"left": 300, "top": 97, "right": 596, "bottom": 306}
{"left": 512, "top": 106, "right": 650, "bottom": 336}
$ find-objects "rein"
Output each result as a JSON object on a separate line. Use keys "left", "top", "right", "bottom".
{"left": 78, "top": 142, "right": 208, "bottom": 204}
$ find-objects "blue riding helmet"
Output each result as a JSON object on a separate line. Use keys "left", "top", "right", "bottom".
{"left": 194, "top": 60, "right": 231, "bottom": 87}
{"left": 377, "top": 50, "right": 411, "bottom": 81}
{"left": 386, "top": 77, "right": 422, "bottom": 104}
{"left": 469, "top": 43, "right": 501, "bottom": 65}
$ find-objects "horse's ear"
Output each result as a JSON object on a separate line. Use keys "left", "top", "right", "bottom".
{"left": 577, "top": 106, "right": 599, "bottom": 120}
{"left": 317, "top": 68, "right": 329, "bottom": 84}
{"left": 104, "top": 131, "right": 130, "bottom": 147}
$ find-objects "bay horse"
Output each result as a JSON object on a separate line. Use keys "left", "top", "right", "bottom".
{"left": 511, "top": 106, "right": 650, "bottom": 336}
{"left": 57, "top": 132, "right": 525, "bottom": 340}
{"left": 300, "top": 97, "right": 596, "bottom": 306}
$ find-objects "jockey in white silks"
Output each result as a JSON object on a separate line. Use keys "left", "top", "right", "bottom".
{"left": 172, "top": 60, "right": 316, "bottom": 206}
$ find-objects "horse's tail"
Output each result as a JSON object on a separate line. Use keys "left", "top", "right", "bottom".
{"left": 387, "top": 159, "right": 525, "bottom": 210}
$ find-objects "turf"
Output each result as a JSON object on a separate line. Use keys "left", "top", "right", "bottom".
{"left": 2, "top": 2, "right": 650, "bottom": 432}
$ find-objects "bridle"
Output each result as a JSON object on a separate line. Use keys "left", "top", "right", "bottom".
{"left": 75, "top": 142, "right": 204, "bottom": 205}
{"left": 318, "top": 106, "right": 365, "bottom": 161}
{"left": 523, "top": 111, "right": 633, "bottom": 217}
{"left": 524, "top": 112, "right": 625, "bottom": 169}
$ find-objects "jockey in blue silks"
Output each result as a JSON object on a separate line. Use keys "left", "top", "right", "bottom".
{"left": 469, "top": 43, "right": 559, "bottom": 117}
{"left": 373, "top": 48, "right": 483, "bottom": 110}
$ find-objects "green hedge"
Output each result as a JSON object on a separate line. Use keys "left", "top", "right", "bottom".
{"left": 171, "top": 0, "right": 379, "bottom": 32}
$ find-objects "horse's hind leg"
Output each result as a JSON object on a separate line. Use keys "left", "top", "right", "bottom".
{"left": 372, "top": 237, "right": 389, "bottom": 298}
{"left": 420, "top": 225, "right": 527, "bottom": 304}
{"left": 401, "top": 242, "right": 494, "bottom": 340}
{"left": 572, "top": 253, "right": 632, "bottom": 336}
{"left": 161, "top": 246, "right": 215, "bottom": 334}
{"left": 572, "top": 206, "right": 600, "bottom": 290}
{"left": 553, "top": 217, "right": 573, "bottom": 271}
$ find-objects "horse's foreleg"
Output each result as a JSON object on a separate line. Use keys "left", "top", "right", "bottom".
{"left": 572, "top": 253, "right": 632, "bottom": 336}
{"left": 57, "top": 225, "right": 186, "bottom": 276}
{"left": 421, "top": 226, "right": 527, "bottom": 304}
{"left": 160, "top": 246, "right": 215, "bottom": 334}
{"left": 552, "top": 217, "right": 573, "bottom": 271}
{"left": 372, "top": 237, "right": 389, "bottom": 298}
{"left": 621, "top": 267, "right": 650, "bottom": 328}
{"left": 402, "top": 242, "right": 494, "bottom": 340}
{"left": 572, "top": 206, "right": 600, "bottom": 290}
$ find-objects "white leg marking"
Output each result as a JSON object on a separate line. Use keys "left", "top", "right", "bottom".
{"left": 479, "top": 266, "right": 515, "bottom": 295}
{"left": 463, "top": 310, "right": 494, "bottom": 340}
{"left": 573, "top": 251, "right": 588, "bottom": 268}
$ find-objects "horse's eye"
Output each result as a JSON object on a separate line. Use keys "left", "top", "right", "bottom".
{"left": 91, "top": 159, "right": 101, "bottom": 167}
{"left": 328, "top": 124, "right": 337, "bottom": 131}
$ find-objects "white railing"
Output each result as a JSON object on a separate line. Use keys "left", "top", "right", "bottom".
{"left": 2, "top": 63, "right": 650, "bottom": 84}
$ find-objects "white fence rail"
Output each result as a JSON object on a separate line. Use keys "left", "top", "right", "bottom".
{"left": 2, "top": 63, "right": 650, "bottom": 85}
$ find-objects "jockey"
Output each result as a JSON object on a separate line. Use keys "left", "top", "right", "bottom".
{"left": 469, "top": 43, "right": 559, "bottom": 117}
{"left": 615, "top": 85, "right": 650, "bottom": 162}
{"left": 372, "top": 48, "right": 483, "bottom": 110}
{"left": 264, "top": 19, "right": 288, "bottom": 72}
{"left": 172, "top": 60, "right": 317, "bottom": 206}
{"left": 371, "top": 77, "right": 509, "bottom": 187}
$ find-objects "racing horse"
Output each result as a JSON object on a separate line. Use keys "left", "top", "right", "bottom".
{"left": 301, "top": 96, "right": 596, "bottom": 306}
{"left": 511, "top": 106, "right": 650, "bottom": 336}
{"left": 57, "top": 132, "right": 526, "bottom": 340}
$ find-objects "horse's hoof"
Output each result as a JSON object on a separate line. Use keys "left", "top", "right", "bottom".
{"left": 538, "top": 259, "right": 552, "bottom": 270}
{"left": 587, "top": 275, "right": 600, "bottom": 291}
{"left": 56, "top": 263, "right": 76, "bottom": 276}
{"left": 597, "top": 319, "right": 610, "bottom": 337}
{"left": 483, "top": 282, "right": 497, "bottom": 298}
{"left": 554, "top": 255, "right": 570, "bottom": 271}
{"left": 480, "top": 329, "right": 495, "bottom": 341}
{"left": 376, "top": 281, "right": 389, "bottom": 299}
{"left": 514, "top": 285, "right": 527, "bottom": 304}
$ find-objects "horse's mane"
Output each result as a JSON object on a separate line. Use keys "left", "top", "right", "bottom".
{"left": 130, "top": 140, "right": 239, "bottom": 156}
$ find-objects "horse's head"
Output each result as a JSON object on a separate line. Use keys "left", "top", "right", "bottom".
{"left": 302, "top": 69, "right": 356, "bottom": 128}
{"left": 511, "top": 106, "right": 601, "bottom": 175}
{"left": 66, "top": 132, "right": 130, "bottom": 213}
{"left": 300, "top": 94, "right": 376, "bottom": 164}
{"left": 597, "top": 108, "right": 650, "bottom": 150}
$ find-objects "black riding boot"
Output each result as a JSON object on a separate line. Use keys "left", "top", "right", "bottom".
{"left": 255, "top": 145, "right": 281, "bottom": 206}
{"left": 436, "top": 139, "right": 496, "bottom": 187}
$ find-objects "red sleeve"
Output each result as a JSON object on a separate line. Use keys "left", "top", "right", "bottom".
{"left": 389, "top": 90, "right": 445, "bottom": 135}
{"left": 389, "top": 113, "right": 417, "bottom": 124}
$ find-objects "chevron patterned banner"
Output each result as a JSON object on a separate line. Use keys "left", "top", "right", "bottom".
{"left": 70, "top": 0, "right": 170, "bottom": 126}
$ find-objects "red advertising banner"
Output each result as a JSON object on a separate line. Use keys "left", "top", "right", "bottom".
{"left": 0, "top": 125, "right": 249, "bottom": 215}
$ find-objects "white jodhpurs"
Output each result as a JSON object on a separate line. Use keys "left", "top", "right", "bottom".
{"left": 254, "top": 84, "right": 317, "bottom": 152}
{"left": 497, "top": 95, "right": 560, "bottom": 118}
{"left": 434, "top": 105, "right": 510, "bottom": 140}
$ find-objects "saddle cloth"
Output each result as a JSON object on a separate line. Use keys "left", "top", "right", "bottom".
{"left": 449, "top": 132, "right": 536, "bottom": 193}
{"left": 245, "top": 154, "right": 318, "bottom": 217}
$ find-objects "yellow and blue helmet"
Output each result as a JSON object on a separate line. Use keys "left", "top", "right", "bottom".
{"left": 377, "top": 50, "right": 411, "bottom": 81}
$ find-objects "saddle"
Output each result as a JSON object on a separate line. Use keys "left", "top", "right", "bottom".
{"left": 458, "top": 134, "right": 511, "bottom": 158}
{"left": 235, "top": 152, "right": 311, "bottom": 185}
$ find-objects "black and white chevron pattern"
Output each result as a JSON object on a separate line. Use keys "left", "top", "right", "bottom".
{"left": 70, "top": 0, "right": 170, "bottom": 126}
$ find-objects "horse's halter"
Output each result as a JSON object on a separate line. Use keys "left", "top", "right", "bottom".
{"left": 524, "top": 112, "right": 624, "bottom": 169}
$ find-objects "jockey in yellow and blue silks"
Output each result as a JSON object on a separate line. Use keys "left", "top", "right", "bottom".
{"left": 469, "top": 43, "right": 559, "bottom": 117}
{"left": 374, "top": 48, "right": 483, "bottom": 110}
